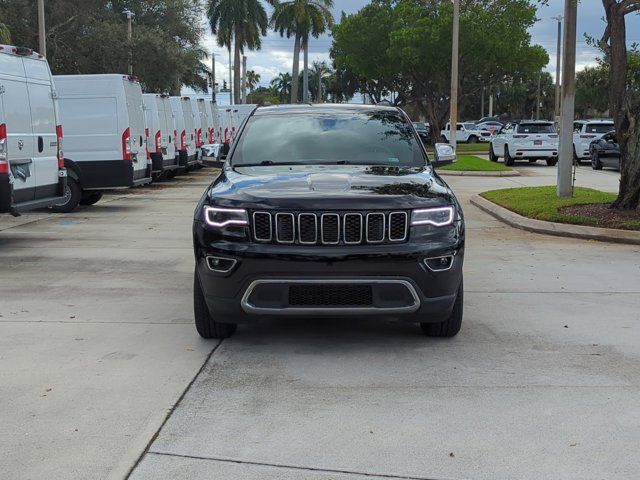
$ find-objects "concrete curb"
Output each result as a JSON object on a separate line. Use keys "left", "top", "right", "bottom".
{"left": 470, "top": 194, "right": 640, "bottom": 246}
{"left": 437, "top": 170, "right": 520, "bottom": 177}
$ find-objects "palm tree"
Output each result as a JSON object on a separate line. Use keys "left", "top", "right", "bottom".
{"left": 208, "top": 0, "right": 275, "bottom": 104}
{"left": 270, "top": 0, "right": 334, "bottom": 103}
{"left": 270, "top": 72, "right": 292, "bottom": 102}
{"left": 246, "top": 70, "right": 261, "bottom": 92}
{"left": 310, "top": 60, "right": 330, "bottom": 103}
{"left": 0, "top": 23, "right": 11, "bottom": 44}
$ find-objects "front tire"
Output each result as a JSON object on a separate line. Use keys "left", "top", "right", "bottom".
{"left": 51, "top": 177, "right": 81, "bottom": 213}
{"left": 421, "top": 281, "right": 463, "bottom": 338}
{"left": 79, "top": 191, "right": 103, "bottom": 206}
{"left": 467, "top": 135, "right": 478, "bottom": 144}
{"left": 591, "top": 152, "right": 603, "bottom": 170}
{"left": 194, "top": 271, "right": 237, "bottom": 339}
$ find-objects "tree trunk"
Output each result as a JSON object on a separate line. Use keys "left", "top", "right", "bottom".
{"left": 604, "top": 0, "right": 640, "bottom": 210}
{"left": 233, "top": 26, "right": 242, "bottom": 105}
{"left": 291, "top": 33, "right": 301, "bottom": 103}
{"left": 303, "top": 38, "right": 309, "bottom": 102}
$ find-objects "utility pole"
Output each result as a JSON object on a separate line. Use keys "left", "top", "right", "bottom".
{"left": 228, "top": 45, "right": 233, "bottom": 105}
{"left": 241, "top": 55, "right": 247, "bottom": 104}
{"left": 481, "top": 88, "right": 485, "bottom": 119}
{"left": 553, "top": 15, "right": 563, "bottom": 122}
{"left": 37, "top": 0, "right": 46, "bottom": 57}
{"left": 124, "top": 10, "right": 134, "bottom": 76}
{"left": 211, "top": 53, "right": 216, "bottom": 104}
{"left": 448, "top": 0, "right": 460, "bottom": 150}
{"left": 489, "top": 92, "right": 493, "bottom": 117}
{"left": 536, "top": 70, "right": 541, "bottom": 120}
{"left": 557, "top": 1, "right": 577, "bottom": 197}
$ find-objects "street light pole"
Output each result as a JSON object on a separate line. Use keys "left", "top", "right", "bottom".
{"left": 557, "top": 1, "right": 577, "bottom": 197}
{"left": 449, "top": 0, "right": 460, "bottom": 151}
{"left": 552, "top": 15, "right": 563, "bottom": 122}
{"left": 124, "top": 10, "right": 134, "bottom": 76}
{"left": 211, "top": 53, "right": 217, "bottom": 104}
{"left": 37, "top": 0, "right": 46, "bottom": 58}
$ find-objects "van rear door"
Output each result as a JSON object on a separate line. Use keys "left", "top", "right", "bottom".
{"left": 0, "top": 53, "right": 37, "bottom": 203}
{"left": 123, "top": 79, "right": 148, "bottom": 179}
{"left": 24, "top": 57, "right": 59, "bottom": 199}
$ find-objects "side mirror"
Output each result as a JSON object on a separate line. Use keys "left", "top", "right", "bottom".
{"left": 433, "top": 143, "right": 456, "bottom": 166}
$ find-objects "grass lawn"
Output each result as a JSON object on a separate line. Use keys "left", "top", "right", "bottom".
{"left": 480, "top": 186, "right": 640, "bottom": 230}
{"left": 439, "top": 155, "right": 511, "bottom": 172}
{"left": 455, "top": 143, "right": 490, "bottom": 153}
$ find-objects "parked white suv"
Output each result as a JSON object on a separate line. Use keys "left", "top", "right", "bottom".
{"left": 489, "top": 121, "right": 559, "bottom": 166}
{"left": 0, "top": 44, "right": 66, "bottom": 216}
{"left": 441, "top": 122, "right": 491, "bottom": 143}
{"left": 573, "top": 120, "right": 614, "bottom": 164}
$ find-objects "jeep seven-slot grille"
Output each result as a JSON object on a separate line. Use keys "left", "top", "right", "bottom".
{"left": 252, "top": 211, "right": 408, "bottom": 245}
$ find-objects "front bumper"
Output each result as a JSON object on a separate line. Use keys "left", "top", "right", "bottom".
{"left": 193, "top": 224, "right": 464, "bottom": 325}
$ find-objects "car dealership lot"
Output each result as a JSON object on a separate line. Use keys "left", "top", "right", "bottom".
{"left": 2, "top": 165, "right": 639, "bottom": 480}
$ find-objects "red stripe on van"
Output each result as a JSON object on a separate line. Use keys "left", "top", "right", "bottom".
{"left": 0, "top": 123, "right": 8, "bottom": 174}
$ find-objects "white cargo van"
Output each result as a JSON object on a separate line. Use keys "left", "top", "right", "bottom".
{"left": 208, "top": 101, "right": 220, "bottom": 144}
{"left": 53, "top": 74, "right": 152, "bottom": 212}
{"left": 195, "top": 98, "right": 209, "bottom": 146}
{"left": 0, "top": 44, "right": 66, "bottom": 215}
{"left": 143, "top": 94, "right": 179, "bottom": 179}
{"left": 171, "top": 96, "right": 198, "bottom": 170}
{"left": 169, "top": 96, "right": 186, "bottom": 171}
{"left": 187, "top": 97, "right": 203, "bottom": 166}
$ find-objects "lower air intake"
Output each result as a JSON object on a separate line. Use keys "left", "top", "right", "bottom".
{"left": 289, "top": 284, "right": 373, "bottom": 307}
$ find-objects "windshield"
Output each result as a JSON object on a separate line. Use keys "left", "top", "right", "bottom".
{"left": 585, "top": 124, "right": 614, "bottom": 134}
{"left": 464, "top": 123, "right": 478, "bottom": 130}
{"left": 518, "top": 123, "right": 556, "bottom": 134}
{"left": 231, "top": 112, "right": 426, "bottom": 167}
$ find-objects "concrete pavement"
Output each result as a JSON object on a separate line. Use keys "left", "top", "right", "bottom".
{"left": 0, "top": 171, "right": 219, "bottom": 480}
{"left": 2, "top": 162, "right": 638, "bottom": 479}
{"left": 130, "top": 164, "right": 640, "bottom": 479}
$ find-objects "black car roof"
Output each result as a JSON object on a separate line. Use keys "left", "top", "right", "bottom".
{"left": 253, "top": 103, "right": 401, "bottom": 116}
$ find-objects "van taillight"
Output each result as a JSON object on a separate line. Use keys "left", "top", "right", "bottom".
{"left": 174, "top": 130, "right": 178, "bottom": 152}
{"left": 209, "top": 128, "right": 214, "bottom": 143}
{"left": 0, "top": 123, "right": 7, "bottom": 174}
{"left": 56, "top": 125, "right": 64, "bottom": 168}
{"left": 145, "top": 128, "right": 151, "bottom": 160}
{"left": 196, "top": 128, "right": 202, "bottom": 147}
{"left": 180, "top": 130, "right": 186, "bottom": 150}
{"left": 122, "top": 127, "right": 132, "bottom": 161}
{"left": 155, "top": 130, "right": 162, "bottom": 153}
{"left": 224, "top": 128, "right": 229, "bottom": 143}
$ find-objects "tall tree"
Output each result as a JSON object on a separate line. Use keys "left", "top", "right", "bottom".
{"left": 575, "top": 62, "right": 610, "bottom": 118}
{"left": 0, "top": 0, "right": 208, "bottom": 94}
{"left": 600, "top": 0, "right": 640, "bottom": 210}
{"left": 309, "top": 60, "right": 330, "bottom": 102}
{"left": 246, "top": 69, "right": 261, "bottom": 92}
{"left": 208, "top": 0, "right": 275, "bottom": 104}
{"left": 270, "top": 71, "right": 292, "bottom": 102}
{"left": 270, "top": 0, "right": 334, "bottom": 103}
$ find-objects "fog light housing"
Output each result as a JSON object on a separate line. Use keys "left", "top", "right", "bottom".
{"left": 424, "top": 255, "right": 454, "bottom": 272}
{"left": 206, "top": 256, "right": 237, "bottom": 273}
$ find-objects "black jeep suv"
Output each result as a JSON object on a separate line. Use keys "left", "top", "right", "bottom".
{"left": 193, "top": 104, "right": 465, "bottom": 339}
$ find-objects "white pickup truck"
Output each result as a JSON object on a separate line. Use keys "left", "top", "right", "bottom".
{"left": 573, "top": 120, "right": 614, "bottom": 164}
{"left": 440, "top": 122, "right": 491, "bottom": 144}
{"left": 489, "top": 121, "right": 559, "bottom": 166}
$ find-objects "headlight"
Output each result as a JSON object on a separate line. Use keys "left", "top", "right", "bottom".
{"left": 411, "top": 206, "right": 455, "bottom": 227}
{"left": 203, "top": 206, "right": 249, "bottom": 228}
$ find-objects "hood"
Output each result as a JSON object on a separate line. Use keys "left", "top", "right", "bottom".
{"left": 205, "top": 165, "right": 455, "bottom": 210}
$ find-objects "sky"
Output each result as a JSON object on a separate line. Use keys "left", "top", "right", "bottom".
{"left": 189, "top": 0, "right": 640, "bottom": 101}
